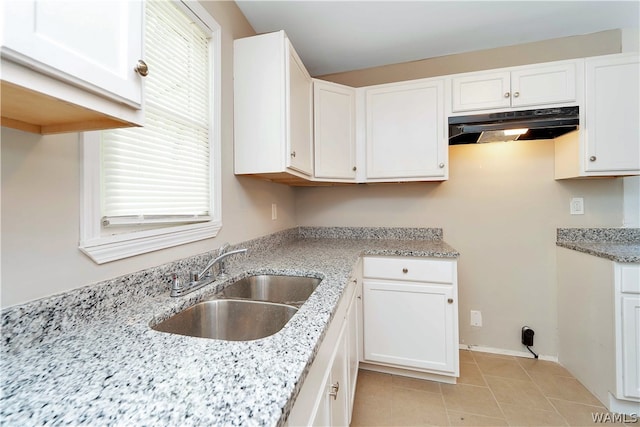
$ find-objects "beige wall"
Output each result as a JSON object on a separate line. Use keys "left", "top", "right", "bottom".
{"left": 297, "top": 30, "right": 625, "bottom": 357}
{"left": 318, "top": 29, "right": 621, "bottom": 87}
{"left": 0, "top": 1, "right": 298, "bottom": 308}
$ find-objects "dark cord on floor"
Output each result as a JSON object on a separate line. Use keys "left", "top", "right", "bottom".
{"left": 526, "top": 345, "right": 539, "bottom": 359}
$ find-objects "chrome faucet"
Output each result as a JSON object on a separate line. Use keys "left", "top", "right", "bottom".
{"left": 198, "top": 243, "right": 246, "bottom": 280}
{"left": 169, "top": 243, "right": 248, "bottom": 297}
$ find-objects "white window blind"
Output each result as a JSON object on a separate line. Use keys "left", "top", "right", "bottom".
{"left": 101, "top": 0, "right": 212, "bottom": 226}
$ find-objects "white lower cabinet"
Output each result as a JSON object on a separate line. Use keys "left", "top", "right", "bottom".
{"left": 361, "top": 256, "right": 459, "bottom": 381}
{"left": 346, "top": 277, "right": 360, "bottom": 410}
{"left": 287, "top": 270, "right": 359, "bottom": 426}
{"left": 617, "top": 265, "right": 640, "bottom": 401}
{"left": 620, "top": 295, "right": 640, "bottom": 399}
{"left": 312, "top": 322, "right": 349, "bottom": 426}
{"left": 557, "top": 248, "right": 640, "bottom": 414}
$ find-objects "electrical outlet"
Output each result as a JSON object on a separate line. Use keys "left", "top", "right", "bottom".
{"left": 522, "top": 326, "right": 535, "bottom": 346}
{"left": 470, "top": 310, "right": 482, "bottom": 327}
{"left": 570, "top": 197, "right": 584, "bottom": 215}
{"left": 271, "top": 203, "right": 277, "bottom": 220}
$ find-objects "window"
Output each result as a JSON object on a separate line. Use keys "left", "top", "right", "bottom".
{"left": 80, "top": 1, "right": 221, "bottom": 264}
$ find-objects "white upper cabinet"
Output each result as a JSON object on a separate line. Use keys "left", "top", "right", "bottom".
{"left": 511, "top": 64, "right": 576, "bottom": 108}
{"left": 451, "top": 71, "right": 511, "bottom": 112}
{"left": 452, "top": 61, "right": 577, "bottom": 113}
{"left": 555, "top": 53, "right": 640, "bottom": 179}
{"left": 234, "top": 31, "right": 313, "bottom": 180}
{"left": 288, "top": 46, "right": 314, "bottom": 175}
{"left": 584, "top": 54, "right": 640, "bottom": 174}
{"left": 0, "top": 0, "right": 145, "bottom": 133}
{"left": 365, "top": 78, "right": 447, "bottom": 181}
{"left": 313, "top": 79, "right": 357, "bottom": 181}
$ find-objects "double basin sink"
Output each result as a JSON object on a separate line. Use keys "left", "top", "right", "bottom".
{"left": 152, "top": 275, "right": 321, "bottom": 341}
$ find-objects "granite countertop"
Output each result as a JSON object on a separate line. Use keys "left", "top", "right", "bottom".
{"left": 0, "top": 227, "right": 458, "bottom": 427}
{"left": 556, "top": 228, "right": 640, "bottom": 263}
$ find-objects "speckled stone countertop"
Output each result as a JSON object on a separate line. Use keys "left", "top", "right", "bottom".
{"left": 556, "top": 228, "right": 640, "bottom": 263}
{"left": 1, "top": 227, "right": 458, "bottom": 427}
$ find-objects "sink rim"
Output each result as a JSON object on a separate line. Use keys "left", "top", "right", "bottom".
{"left": 208, "top": 273, "right": 323, "bottom": 308}
{"left": 150, "top": 298, "right": 299, "bottom": 342}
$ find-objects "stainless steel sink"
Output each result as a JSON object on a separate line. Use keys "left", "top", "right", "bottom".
{"left": 152, "top": 299, "right": 297, "bottom": 341}
{"left": 216, "top": 275, "right": 321, "bottom": 307}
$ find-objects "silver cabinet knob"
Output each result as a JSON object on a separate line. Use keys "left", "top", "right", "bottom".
{"left": 513, "top": 92, "right": 520, "bottom": 98}
{"left": 448, "top": 298, "right": 454, "bottom": 304}
{"left": 504, "top": 92, "right": 510, "bottom": 98}
{"left": 402, "top": 268, "right": 408, "bottom": 274}
{"left": 589, "top": 156, "right": 597, "bottom": 162}
{"left": 290, "top": 151, "right": 296, "bottom": 158}
{"left": 135, "top": 59, "right": 149, "bottom": 77}
{"left": 439, "top": 163, "right": 445, "bottom": 168}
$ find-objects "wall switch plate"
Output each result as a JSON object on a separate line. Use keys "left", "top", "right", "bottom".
{"left": 570, "top": 197, "right": 584, "bottom": 215}
{"left": 271, "top": 203, "right": 277, "bottom": 220}
{"left": 470, "top": 310, "right": 482, "bottom": 327}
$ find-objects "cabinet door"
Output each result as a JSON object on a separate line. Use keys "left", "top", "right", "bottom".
{"left": 330, "top": 323, "right": 349, "bottom": 427}
{"left": 585, "top": 55, "right": 640, "bottom": 174}
{"left": 346, "top": 282, "right": 360, "bottom": 422}
{"left": 451, "top": 71, "right": 511, "bottom": 112}
{"left": 365, "top": 79, "right": 446, "bottom": 180}
{"left": 2, "top": 0, "right": 143, "bottom": 107}
{"left": 287, "top": 42, "right": 313, "bottom": 176}
{"left": 511, "top": 63, "right": 576, "bottom": 108}
{"left": 314, "top": 80, "right": 357, "bottom": 180}
{"left": 621, "top": 295, "right": 640, "bottom": 399}
{"left": 311, "top": 378, "right": 331, "bottom": 427}
{"left": 363, "top": 280, "right": 456, "bottom": 373}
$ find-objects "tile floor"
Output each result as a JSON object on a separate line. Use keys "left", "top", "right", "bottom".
{"left": 350, "top": 350, "right": 632, "bottom": 426}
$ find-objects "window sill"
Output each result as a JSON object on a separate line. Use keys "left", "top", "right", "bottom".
{"left": 79, "top": 220, "right": 222, "bottom": 264}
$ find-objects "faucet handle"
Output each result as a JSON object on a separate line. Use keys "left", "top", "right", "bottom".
{"left": 167, "top": 273, "right": 181, "bottom": 291}
{"left": 218, "top": 242, "right": 231, "bottom": 255}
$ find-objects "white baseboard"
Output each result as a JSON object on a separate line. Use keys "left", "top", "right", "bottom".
{"left": 359, "top": 362, "right": 457, "bottom": 384}
{"left": 459, "top": 343, "right": 558, "bottom": 362}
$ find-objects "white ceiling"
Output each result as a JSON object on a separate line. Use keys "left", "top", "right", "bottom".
{"left": 235, "top": 1, "right": 640, "bottom": 76}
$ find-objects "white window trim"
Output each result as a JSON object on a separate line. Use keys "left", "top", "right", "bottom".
{"left": 79, "top": 0, "right": 222, "bottom": 264}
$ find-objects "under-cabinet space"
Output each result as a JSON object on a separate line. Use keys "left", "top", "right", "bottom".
{"left": 1, "top": 0, "right": 145, "bottom": 134}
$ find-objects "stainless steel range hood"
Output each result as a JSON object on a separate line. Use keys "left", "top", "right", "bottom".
{"left": 448, "top": 106, "right": 579, "bottom": 144}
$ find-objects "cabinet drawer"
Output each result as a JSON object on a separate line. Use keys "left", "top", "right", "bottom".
{"left": 363, "top": 256, "right": 454, "bottom": 283}
{"left": 620, "top": 264, "right": 640, "bottom": 294}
